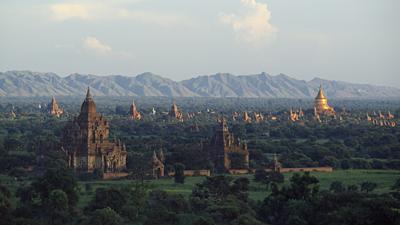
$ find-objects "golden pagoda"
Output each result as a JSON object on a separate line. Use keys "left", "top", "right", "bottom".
{"left": 314, "top": 85, "right": 335, "bottom": 115}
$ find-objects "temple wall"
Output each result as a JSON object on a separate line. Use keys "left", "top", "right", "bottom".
{"left": 168, "top": 170, "right": 211, "bottom": 177}
{"left": 265, "top": 167, "right": 333, "bottom": 173}
{"left": 228, "top": 169, "right": 251, "bottom": 174}
{"left": 103, "top": 172, "right": 129, "bottom": 180}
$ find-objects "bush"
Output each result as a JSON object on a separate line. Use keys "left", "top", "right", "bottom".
{"left": 88, "top": 207, "right": 122, "bottom": 225}
{"left": 174, "top": 163, "right": 185, "bottom": 184}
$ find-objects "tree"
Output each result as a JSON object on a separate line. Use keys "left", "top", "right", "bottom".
{"left": 254, "top": 169, "right": 268, "bottom": 183}
{"left": 0, "top": 185, "right": 13, "bottom": 225}
{"left": 269, "top": 171, "right": 284, "bottom": 184}
{"left": 193, "top": 217, "right": 215, "bottom": 225}
{"left": 88, "top": 188, "right": 127, "bottom": 213}
{"left": 231, "top": 177, "right": 250, "bottom": 202}
{"left": 89, "top": 207, "right": 123, "bottom": 225}
{"left": 121, "top": 182, "right": 149, "bottom": 221}
{"left": 32, "top": 167, "right": 79, "bottom": 207}
{"left": 287, "top": 172, "right": 319, "bottom": 200}
{"left": 392, "top": 178, "right": 400, "bottom": 192}
{"left": 254, "top": 170, "right": 284, "bottom": 188}
{"left": 174, "top": 163, "right": 185, "bottom": 184}
{"left": 360, "top": 181, "right": 377, "bottom": 193}
{"left": 329, "top": 181, "right": 346, "bottom": 193}
{"left": 143, "top": 190, "right": 184, "bottom": 225}
{"left": 47, "top": 189, "right": 69, "bottom": 225}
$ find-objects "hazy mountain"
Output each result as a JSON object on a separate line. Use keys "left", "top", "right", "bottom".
{"left": 0, "top": 70, "right": 399, "bottom": 98}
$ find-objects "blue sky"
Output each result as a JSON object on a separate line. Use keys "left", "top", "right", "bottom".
{"left": 0, "top": 0, "right": 399, "bottom": 87}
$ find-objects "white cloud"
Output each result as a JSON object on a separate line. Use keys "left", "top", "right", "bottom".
{"left": 50, "top": 3, "right": 91, "bottom": 21}
{"left": 220, "top": 0, "right": 277, "bottom": 45}
{"left": 82, "top": 36, "right": 133, "bottom": 59}
{"left": 48, "top": 2, "right": 187, "bottom": 26}
{"left": 84, "top": 36, "right": 112, "bottom": 54}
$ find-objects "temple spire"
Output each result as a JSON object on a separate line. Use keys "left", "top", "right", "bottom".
{"left": 316, "top": 85, "right": 326, "bottom": 99}
{"left": 86, "top": 87, "right": 92, "bottom": 99}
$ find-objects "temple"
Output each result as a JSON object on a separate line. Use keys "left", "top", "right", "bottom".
{"left": 254, "top": 112, "right": 264, "bottom": 123}
{"left": 48, "top": 97, "right": 64, "bottom": 117}
{"left": 243, "top": 111, "right": 251, "bottom": 123}
{"left": 62, "top": 88, "right": 127, "bottom": 173}
{"left": 207, "top": 118, "right": 249, "bottom": 172}
{"left": 314, "top": 85, "right": 335, "bottom": 115}
{"left": 130, "top": 100, "right": 142, "bottom": 120}
{"left": 289, "top": 108, "right": 304, "bottom": 122}
{"left": 169, "top": 102, "right": 183, "bottom": 121}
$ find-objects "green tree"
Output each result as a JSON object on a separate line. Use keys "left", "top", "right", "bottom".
{"left": 174, "top": 163, "right": 185, "bottom": 184}
{"left": 47, "top": 189, "right": 69, "bottom": 225}
{"left": 121, "top": 182, "right": 149, "bottom": 221}
{"left": 88, "top": 207, "right": 123, "bottom": 225}
{"left": 329, "top": 181, "right": 346, "bottom": 193}
{"left": 88, "top": 187, "right": 127, "bottom": 213}
{"left": 360, "top": 181, "right": 377, "bottom": 193}
{"left": 32, "top": 167, "right": 79, "bottom": 207}
{"left": 392, "top": 178, "right": 400, "bottom": 192}
{"left": 0, "top": 185, "right": 13, "bottom": 225}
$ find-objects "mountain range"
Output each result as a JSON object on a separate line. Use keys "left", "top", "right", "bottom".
{"left": 0, "top": 71, "right": 399, "bottom": 98}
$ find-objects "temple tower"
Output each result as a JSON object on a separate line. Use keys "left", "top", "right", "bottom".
{"left": 314, "top": 85, "right": 335, "bottom": 115}
{"left": 48, "top": 96, "right": 64, "bottom": 117}
{"left": 62, "top": 88, "right": 127, "bottom": 173}
{"left": 130, "top": 100, "right": 142, "bottom": 120}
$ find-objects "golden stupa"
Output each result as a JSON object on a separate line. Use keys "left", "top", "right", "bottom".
{"left": 314, "top": 85, "right": 335, "bottom": 115}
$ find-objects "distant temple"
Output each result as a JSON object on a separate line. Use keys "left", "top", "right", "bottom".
{"left": 207, "top": 118, "right": 249, "bottom": 172}
{"left": 130, "top": 100, "right": 142, "bottom": 120}
{"left": 48, "top": 97, "right": 64, "bottom": 117}
{"left": 169, "top": 102, "right": 183, "bottom": 121}
{"left": 289, "top": 108, "right": 304, "bottom": 122}
{"left": 314, "top": 85, "right": 335, "bottom": 116}
{"left": 254, "top": 112, "right": 264, "bottom": 123}
{"left": 62, "top": 88, "right": 127, "bottom": 173}
{"left": 243, "top": 111, "right": 252, "bottom": 123}
{"left": 367, "top": 111, "right": 396, "bottom": 127}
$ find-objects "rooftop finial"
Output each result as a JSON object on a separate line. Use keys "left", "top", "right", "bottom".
{"left": 86, "top": 86, "right": 92, "bottom": 99}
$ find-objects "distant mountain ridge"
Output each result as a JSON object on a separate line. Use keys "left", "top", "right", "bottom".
{"left": 0, "top": 70, "right": 399, "bottom": 98}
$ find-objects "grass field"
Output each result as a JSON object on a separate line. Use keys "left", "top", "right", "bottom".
{"left": 1, "top": 169, "right": 400, "bottom": 208}
{"left": 76, "top": 169, "right": 400, "bottom": 207}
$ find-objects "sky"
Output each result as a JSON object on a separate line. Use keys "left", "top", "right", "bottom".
{"left": 0, "top": 0, "right": 399, "bottom": 87}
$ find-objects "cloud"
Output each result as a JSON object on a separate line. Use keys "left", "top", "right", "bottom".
{"left": 83, "top": 36, "right": 112, "bottom": 54}
{"left": 50, "top": 3, "right": 91, "bottom": 21}
{"left": 220, "top": 0, "right": 277, "bottom": 45}
{"left": 48, "top": 2, "right": 187, "bottom": 26}
{"left": 82, "top": 36, "right": 133, "bottom": 59}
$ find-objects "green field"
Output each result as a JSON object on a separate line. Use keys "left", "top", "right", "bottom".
{"left": 77, "top": 169, "right": 400, "bottom": 207}
{"left": 2, "top": 169, "right": 400, "bottom": 208}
